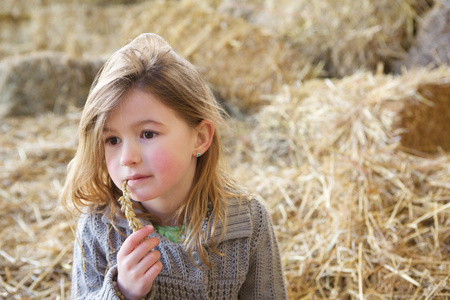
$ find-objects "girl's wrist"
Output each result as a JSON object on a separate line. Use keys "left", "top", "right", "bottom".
{"left": 112, "top": 277, "right": 147, "bottom": 300}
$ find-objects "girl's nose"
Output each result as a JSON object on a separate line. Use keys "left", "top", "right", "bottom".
{"left": 120, "top": 141, "right": 142, "bottom": 166}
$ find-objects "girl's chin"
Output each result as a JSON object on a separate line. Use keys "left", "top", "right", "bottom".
{"left": 129, "top": 192, "right": 155, "bottom": 203}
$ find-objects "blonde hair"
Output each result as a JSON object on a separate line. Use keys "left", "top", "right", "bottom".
{"left": 60, "top": 33, "right": 241, "bottom": 267}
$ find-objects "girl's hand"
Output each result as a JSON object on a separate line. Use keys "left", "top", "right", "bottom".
{"left": 117, "top": 225, "right": 162, "bottom": 300}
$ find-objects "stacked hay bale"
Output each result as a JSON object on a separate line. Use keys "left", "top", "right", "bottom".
{"left": 225, "top": 67, "right": 450, "bottom": 298}
{"left": 23, "top": 1, "right": 316, "bottom": 111}
{"left": 1, "top": 0, "right": 436, "bottom": 110}
{"left": 0, "top": 1, "right": 31, "bottom": 60}
{"left": 119, "top": 1, "right": 319, "bottom": 111}
{"left": 216, "top": 0, "right": 433, "bottom": 77}
{"left": 0, "top": 52, "right": 104, "bottom": 117}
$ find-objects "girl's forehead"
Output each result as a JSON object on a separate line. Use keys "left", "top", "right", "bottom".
{"left": 103, "top": 89, "right": 189, "bottom": 130}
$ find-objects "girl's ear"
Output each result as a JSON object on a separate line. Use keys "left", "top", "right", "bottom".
{"left": 194, "top": 119, "right": 215, "bottom": 156}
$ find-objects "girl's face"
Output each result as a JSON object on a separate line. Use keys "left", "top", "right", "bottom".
{"left": 103, "top": 88, "right": 199, "bottom": 221}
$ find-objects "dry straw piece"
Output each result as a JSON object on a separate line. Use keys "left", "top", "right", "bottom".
{"left": 118, "top": 181, "right": 143, "bottom": 233}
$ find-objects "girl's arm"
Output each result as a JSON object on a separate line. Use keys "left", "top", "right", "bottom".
{"left": 239, "top": 199, "right": 288, "bottom": 300}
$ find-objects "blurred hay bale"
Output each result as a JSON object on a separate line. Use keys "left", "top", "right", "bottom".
{"left": 28, "top": 4, "right": 130, "bottom": 58}
{"left": 393, "top": 0, "right": 450, "bottom": 71}
{"left": 217, "top": 0, "right": 432, "bottom": 77}
{"left": 0, "top": 0, "right": 146, "bottom": 60}
{"left": 0, "top": 2, "right": 32, "bottom": 60}
{"left": 225, "top": 67, "right": 450, "bottom": 298}
{"left": 24, "top": 1, "right": 318, "bottom": 111}
{"left": 0, "top": 52, "right": 103, "bottom": 117}
{"left": 120, "top": 1, "right": 320, "bottom": 111}
{"left": 296, "top": 67, "right": 450, "bottom": 155}
{"left": 1, "top": 0, "right": 146, "bottom": 15}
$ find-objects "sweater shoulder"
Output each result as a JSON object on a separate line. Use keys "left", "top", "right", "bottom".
{"left": 219, "top": 195, "right": 270, "bottom": 242}
{"left": 247, "top": 197, "right": 273, "bottom": 244}
{"left": 76, "top": 211, "right": 105, "bottom": 236}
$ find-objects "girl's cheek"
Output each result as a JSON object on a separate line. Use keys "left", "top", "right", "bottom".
{"left": 105, "top": 155, "right": 120, "bottom": 185}
{"left": 151, "top": 150, "right": 174, "bottom": 173}
{"left": 151, "top": 148, "right": 189, "bottom": 179}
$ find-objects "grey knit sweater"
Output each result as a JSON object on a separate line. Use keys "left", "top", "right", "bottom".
{"left": 71, "top": 197, "right": 288, "bottom": 299}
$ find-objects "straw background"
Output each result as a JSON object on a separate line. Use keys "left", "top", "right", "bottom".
{"left": 0, "top": 0, "right": 449, "bottom": 299}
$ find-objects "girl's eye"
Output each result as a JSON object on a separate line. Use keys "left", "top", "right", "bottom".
{"left": 106, "top": 137, "right": 120, "bottom": 145}
{"left": 142, "top": 131, "right": 156, "bottom": 139}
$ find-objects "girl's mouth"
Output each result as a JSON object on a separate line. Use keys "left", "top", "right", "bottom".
{"left": 126, "top": 175, "right": 150, "bottom": 187}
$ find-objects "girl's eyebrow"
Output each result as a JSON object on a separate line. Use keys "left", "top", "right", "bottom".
{"left": 103, "top": 119, "right": 165, "bottom": 133}
{"left": 134, "top": 119, "right": 165, "bottom": 128}
{"left": 102, "top": 126, "right": 114, "bottom": 134}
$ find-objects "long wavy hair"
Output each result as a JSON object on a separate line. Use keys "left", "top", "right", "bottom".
{"left": 60, "top": 33, "right": 241, "bottom": 267}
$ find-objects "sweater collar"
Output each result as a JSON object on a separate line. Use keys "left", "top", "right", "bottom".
{"left": 100, "top": 197, "right": 252, "bottom": 244}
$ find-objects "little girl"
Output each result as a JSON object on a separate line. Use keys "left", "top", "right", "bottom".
{"left": 61, "top": 33, "right": 287, "bottom": 300}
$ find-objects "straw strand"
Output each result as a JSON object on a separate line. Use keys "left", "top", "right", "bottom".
{"left": 118, "top": 181, "right": 143, "bottom": 233}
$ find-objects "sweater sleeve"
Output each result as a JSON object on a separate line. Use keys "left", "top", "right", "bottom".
{"left": 71, "top": 213, "right": 121, "bottom": 300}
{"left": 238, "top": 199, "right": 288, "bottom": 300}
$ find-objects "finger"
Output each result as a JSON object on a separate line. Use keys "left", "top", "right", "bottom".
{"left": 119, "top": 225, "right": 154, "bottom": 256}
{"left": 138, "top": 249, "right": 161, "bottom": 270}
{"left": 143, "top": 260, "right": 163, "bottom": 284}
{"left": 132, "top": 237, "right": 160, "bottom": 261}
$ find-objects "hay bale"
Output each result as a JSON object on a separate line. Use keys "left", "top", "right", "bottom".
{"left": 0, "top": 0, "right": 146, "bottom": 60}
{"left": 121, "top": 1, "right": 319, "bottom": 111}
{"left": 398, "top": 81, "right": 450, "bottom": 153}
{"left": 217, "top": 0, "right": 432, "bottom": 77}
{"left": 0, "top": 1, "right": 33, "bottom": 60}
{"left": 23, "top": 1, "right": 318, "bottom": 111}
{"left": 393, "top": 0, "right": 450, "bottom": 71}
{"left": 0, "top": 52, "right": 104, "bottom": 117}
{"left": 1, "top": 0, "right": 146, "bottom": 15}
{"left": 28, "top": 4, "right": 128, "bottom": 58}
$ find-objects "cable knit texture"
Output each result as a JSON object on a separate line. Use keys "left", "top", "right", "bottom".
{"left": 71, "top": 197, "right": 287, "bottom": 299}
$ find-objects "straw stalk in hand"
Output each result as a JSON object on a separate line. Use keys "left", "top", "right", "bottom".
{"left": 118, "top": 181, "right": 143, "bottom": 232}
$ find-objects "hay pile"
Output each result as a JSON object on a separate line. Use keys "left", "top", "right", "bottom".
{"left": 0, "top": 111, "right": 79, "bottom": 299}
{"left": 1, "top": 0, "right": 450, "bottom": 299}
{"left": 225, "top": 67, "right": 450, "bottom": 298}
{"left": 2, "top": 68, "right": 447, "bottom": 299}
